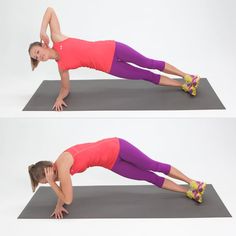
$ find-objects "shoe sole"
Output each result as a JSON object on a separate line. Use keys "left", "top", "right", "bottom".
{"left": 190, "top": 182, "right": 207, "bottom": 195}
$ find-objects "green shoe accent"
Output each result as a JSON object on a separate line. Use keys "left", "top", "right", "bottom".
{"left": 190, "top": 181, "right": 207, "bottom": 195}
{"left": 186, "top": 189, "right": 203, "bottom": 203}
{"left": 184, "top": 75, "right": 201, "bottom": 88}
{"left": 184, "top": 75, "right": 193, "bottom": 84}
{"left": 182, "top": 83, "right": 189, "bottom": 92}
{"left": 181, "top": 83, "right": 197, "bottom": 96}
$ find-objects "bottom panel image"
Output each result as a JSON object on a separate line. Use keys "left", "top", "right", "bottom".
{"left": 0, "top": 118, "right": 235, "bottom": 235}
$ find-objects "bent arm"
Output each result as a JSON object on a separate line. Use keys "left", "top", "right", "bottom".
{"left": 56, "top": 183, "right": 65, "bottom": 207}
{"left": 49, "top": 163, "right": 73, "bottom": 204}
{"left": 50, "top": 154, "right": 73, "bottom": 205}
{"left": 40, "top": 7, "right": 61, "bottom": 37}
{"left": 49, "top": 180, "right": 72, "bottom": 205}
{"left": 40, "top": 7, "right": 67, "bottom": 43}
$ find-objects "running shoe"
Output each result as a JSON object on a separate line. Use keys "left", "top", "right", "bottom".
{"left": 184, "top": 75, "right": 201, "bottom": 88}
{"left": 181, "top": 83, "right": 197, "bottom": 96}
{"left": 186, "top": 189, "right": 203, "bottom": 203}
{"left": 190, "top": 181, "right": 207, "bottom": 195}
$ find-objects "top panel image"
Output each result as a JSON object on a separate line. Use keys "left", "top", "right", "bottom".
{"left": 1, "top": 0, "right": 235, "bottom": 117}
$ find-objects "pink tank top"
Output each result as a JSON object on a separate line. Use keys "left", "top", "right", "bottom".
{"left": 53, "top": 38, "right": 116, "bottom": 72}
{"left": 64, "top": 137, "right": 120, "bottom": 175}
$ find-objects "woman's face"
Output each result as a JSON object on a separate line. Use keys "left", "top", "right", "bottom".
{"left": 30, "top": 45, "right": 50, "bottom": 62}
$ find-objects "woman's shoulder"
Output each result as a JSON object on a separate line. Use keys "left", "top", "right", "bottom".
{"left": 56, "top": 151, "right": 74, "bottom": 166}
{"left": 51, "top": 33, "right": 70, "bottom": 44}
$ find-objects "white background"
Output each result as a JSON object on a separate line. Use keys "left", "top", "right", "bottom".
{"left": 0, "top": 118, "right": 236, "bottom": 235}
{"left": 0, "top": 0, "right": 236, "bottom": 117}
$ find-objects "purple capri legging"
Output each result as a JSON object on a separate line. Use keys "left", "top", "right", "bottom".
{"left": 109, "top": 42, "right": 166, "bottom": 85}
{"left": 111, "top": 138, "right": 171, "bottom": 188}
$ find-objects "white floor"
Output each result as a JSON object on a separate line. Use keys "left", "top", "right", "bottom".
{"left": 0, "top": 118, "right": 235, "bottom": 236}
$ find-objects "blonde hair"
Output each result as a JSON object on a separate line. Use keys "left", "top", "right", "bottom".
{"left": 28, "top": 42, "right": 42, "bottom": 71}
{"left": 28, "top": 161, "right": 53, "bottom": 192}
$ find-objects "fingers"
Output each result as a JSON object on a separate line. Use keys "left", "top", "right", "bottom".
{"left": 44, "top": 41, "right": 49, "bottom": 48}
{"left": 51, "top": 211, "right": 65, "bottom": 219}
{"left": 44, "top": 167, "right": 48, "bottom": 176}
{"left": 40, "top": 33, "right": 49, "bottom": 47}
{"left": 45, "top": 38, "right": 49, "bottom": 46}
{"left": 56, "top": 212, "right": 63, "bottom": 219}
{"left": 44, "top": 167, "right": 54, "bottom": 182}
{"left": 44, "top": 35, "right": 49, "bottom": 46}
{"left": 40, "top": 39, "right": 48, "bottom": 47}
{"left": 52, "top": 104, "right": 63, "bottom": 111}
{"left": 62, "top": 101, "right": 68, "bottom": 107}
{"left": 52, "top": 101, "right": 67, "bottom": 111}
{"left": 51, "top": 207, "right": 69, "bottom": 219}
{"left": 52, "top": 104, "right": 56, "bottom": 111}
{"left": 48, "top": 167, "right": 53, "bottom": 176}
{"left": 44, "top": 167, "right": 53, "bottom": 174}
{"left": 62, "top": 208, "right": 69, "bottom": 214}
{"left": 58, "top": 104, "right": 63, "bottom": 111}
{"left": 56, "top": 104, "right": 63, "bottom": 112}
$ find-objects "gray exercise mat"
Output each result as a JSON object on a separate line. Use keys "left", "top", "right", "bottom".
{"left": 18, "top": 184, "right": 231, "bottom": 219}
{"left": 23, "top": 79, "right": 225, "bottom": 111}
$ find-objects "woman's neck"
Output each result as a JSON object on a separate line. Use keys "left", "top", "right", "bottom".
{"left": 49, "top": 48, "right": 60, "bottom": 60}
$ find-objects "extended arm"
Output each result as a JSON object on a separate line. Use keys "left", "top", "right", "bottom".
{"left": 56, "top": 197, "right": 65, "bottom": 208}
{"left": 52, "top": 69, "right": 70, "bottom": 111}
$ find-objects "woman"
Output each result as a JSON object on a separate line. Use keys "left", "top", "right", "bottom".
{"left": 28, "top": 137, "right": 206, "bottom": 219}
{"left": 28, "top": 7, "right": 200, "bottom": 111}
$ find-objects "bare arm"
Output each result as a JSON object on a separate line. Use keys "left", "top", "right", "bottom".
{"left": 52, "top": 69, "right": 70, "bottom": 111}
{"left": 40, "top": 7, "right": 67, "bottom": 45}
{"left": 45, "top": 158, "right": 73, "bottom": 205}
{"left": 49, "top": 181, "right": 72, "bottom": 205}
{"left": 51, "top": 182, "right": 69, "bottom": 219}
{"left": 58, "top": 69, "right": 70, "bottom": 100}
{"left": 56, "top": 183, "right": 65, "bottom": 207}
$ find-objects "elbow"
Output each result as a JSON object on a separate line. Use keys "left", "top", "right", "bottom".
{"left": 64, "top": 200, "right": 72, "bottom": 205}
{"left": 47, "top": 7, "right": 54, "bottom": 12}
{"left": 64, "top": 197, "right": 73, "bottom": 205}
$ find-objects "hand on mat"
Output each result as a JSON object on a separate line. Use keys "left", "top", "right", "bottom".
{"left": 44, "top": 167, "right": 55, "bottom": 184}
{"left": 52, "top": 98, "right": 68, "bottom": 111}
{"left": 51, "top": 206, "right": 69, "bottom": 219}
{"left": 40, "top": 32, "right": 50, "bottom": 47}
